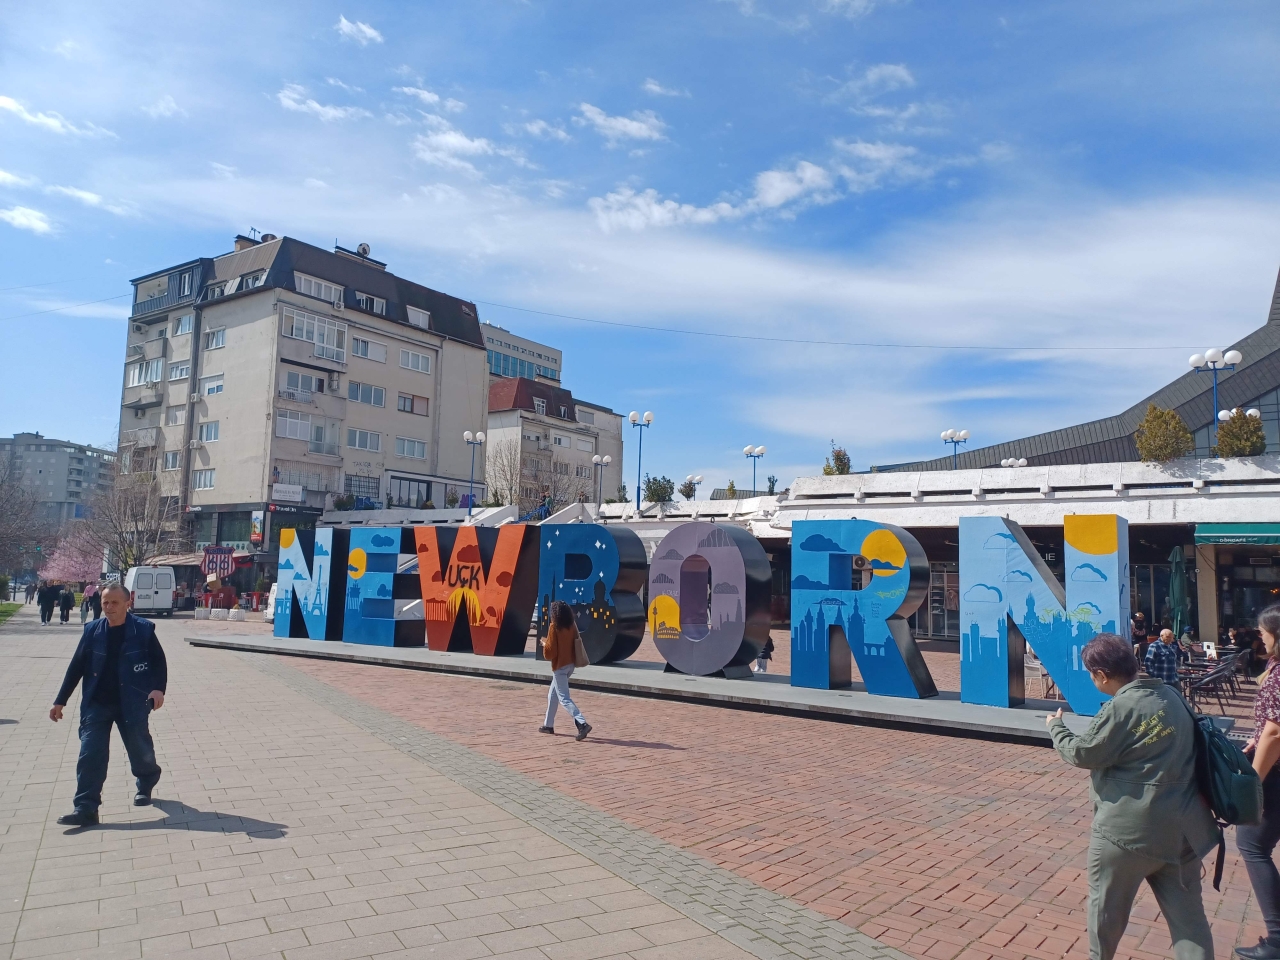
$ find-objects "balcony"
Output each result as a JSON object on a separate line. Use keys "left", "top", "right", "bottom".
{"left": 277, "top": 387, "right": 314, "bottom": 404}
{"left": 122, "top": 388, "right": 164, "bottom": 410}
{"left": 132, "top": 288, "right": 198, "bottom": 320}
{"left": 122, "top": 427, "right": 159, "bottom": 448}
{"left": 130, "top": 263, "right": 205, "bottom": 319}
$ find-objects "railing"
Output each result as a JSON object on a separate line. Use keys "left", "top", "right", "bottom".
{"left": 308, "top": 440, "right": 339, "bottom": 457}
{"left": 131, "top": 288, "right": 197, "bottom": 319}
{"left": 122, "top": 427, "right": 159, "bottom": 448}
{"left": 277, "top": 387, "right": 314, "bottom": 404}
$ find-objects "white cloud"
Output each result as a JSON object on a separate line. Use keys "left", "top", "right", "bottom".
{"left": 210, "top": 162, "right": 236, "bottom": 179}
{"left": 335, "top": 15, "right": 383, "bottom": 45}
{"left": 830, "top": 63, "right": 915, "bottom": 102}
{"left": 517, "top": 119, "right": 571, "bottom": 142}
{"left": 412, "top": 116, "right": 496, "bottom": 174}
{"left": 47, "top": 185, "right": 102, "bottom": 205}
{"left": 0, "top": 206, "right": 52, "bottom": 234}
{"left": 751, "top": 161, "right": 834, "bottom": 209}
{"left": 575, "top": 104, "right": 666, "bottom": 145}
{"left": 820, "top": 0, "right": 898, "bottom": 17}
{"left": 276, "top": 84, "right": 371, "bottom": 122}
{"left": 642, "top": 78, "right": 690, "bottom": 98}
{"left": 0, "top": 168, "right": 37, "bottom": 188}
{"left": 395, "top": 86, "right": 440, "bottom": 106}
{"left": 443, "top": 98, "right": 466, "bottom": 114}
{"left": 142, "top": 95, "right": 184, "bottom": 118}
{"left": 326, "top": 78, "right": 364, "bottom": 93}
{"left": 0, "top": 95, "right": 115, "bottom": 137}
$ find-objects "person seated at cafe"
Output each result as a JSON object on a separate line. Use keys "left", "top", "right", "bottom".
{"left": 1144, "top": 628, "right": 1181, "bottom": 687}
{"left": 1130, "top": 612, "right": 1149, "bottom": 656}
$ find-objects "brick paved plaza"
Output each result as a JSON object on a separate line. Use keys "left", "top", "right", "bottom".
{"left": 0, "top": 606, "right": 1270, "bottom": 960}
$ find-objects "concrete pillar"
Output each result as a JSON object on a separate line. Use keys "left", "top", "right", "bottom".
{"left": 1196, "top": 543, "right": 1218, "bottom": 643}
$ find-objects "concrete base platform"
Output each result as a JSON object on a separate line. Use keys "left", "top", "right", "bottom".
{"left": 186, "top": 634, "right": 1090, "bottom": 744}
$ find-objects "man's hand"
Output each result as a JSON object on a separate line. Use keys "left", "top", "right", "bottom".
{"left": 1045, "top": 707, "right": 1064, "bottom": 728}
{"left": 49, "top": 704, "right": 63, "bottom": 722}
{"left": 148, "top": 691, "right": 165, "bottom": 711}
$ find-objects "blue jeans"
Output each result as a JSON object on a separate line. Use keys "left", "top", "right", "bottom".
{"left": 545, "top": 666, "right": 585, "bottom": 728}
{"left": 74, "top": 702, "right": 162, "bottom": 813}
{"left": 1238, "top": 767, "right": 1280, "bottom": 943}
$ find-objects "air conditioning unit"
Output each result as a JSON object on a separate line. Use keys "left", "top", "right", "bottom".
{"left": 132, "top": 323, "right": 144, "bottom": 333}
{"left": 189, "top": 439, "right": 203, "bottom": 450}
{"left": 189, "top": 392, "right": 200, "bottom": 403}
{"left": 333, "top": 298, "right": 344, "bottom": 311}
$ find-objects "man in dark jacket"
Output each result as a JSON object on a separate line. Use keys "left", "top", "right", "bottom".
{"left": 49, "top": 582, "right": 167, "bottom": 826}
{"left": 37, "top": 581, "right": 56, "bottom": 625}
{"left": 58, "top": 585, "right": 75, "bottom": 623}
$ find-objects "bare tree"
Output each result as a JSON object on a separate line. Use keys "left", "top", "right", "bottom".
{"left": 519, "top": 451, "right": 591, "bottom": 514}
{"left": 80, "top": 471, "right": 185, "bottom": 573}
{"left": 0, "top": 456, "right": 54, "bottom": 577}
{"left": 485, "top": 438, "right": 523, "bottom": 507}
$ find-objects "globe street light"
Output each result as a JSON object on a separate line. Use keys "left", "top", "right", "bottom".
{"left": 743, "top": 445, "right": 766, "bottom": 495}
{"left": 1191, "top": 348, "right": 1242, "bottom": 447}
{"left": 685, "top": 474, "right": 703, "bottom": 500}
{"left": 463, "top": 430, "right": 485, "bottom": 517}
{"left": 591, "top": 454, "right": 612, "bottom": 505}
{"left": 1000, "top": 458, "right": 1028, "bottom": 468}
{"left": 629, "top": 411, "right": 654, "bottom": 510}
{"left": 941, "top": 429, "right": 970, "bottom": 470}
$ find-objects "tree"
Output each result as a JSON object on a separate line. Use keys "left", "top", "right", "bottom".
{"left": 0, "top": 456, "right": 54, "bottom": 577}
{"left": 605, "top": 483, "right": 629, "bottom": 504}
{"left": 725, "top": 480, "right": 737, "bottom": 498}
{"left": 767, "top": 475, "right": 778, "bottom": 494}
{"left": 678, "top": 477, "right": 698, "bottom": 500}
{"left": 822, "top": 441, "right": 851, "bottom": 475}
{"left": 80, "top": 472, "right": 184, "bottom": 573}
{"left": 41, "top": 527, "right": 105, "bottom": 582}
{"left": 1133, "top": 404, "right": 1194, "bottom": 462}
{"left": 642, "top": 474, "right": 675, "bottom": 503}
{"left": 1215, "top": 409, "right": 1268, "bottom": 458}
{"left": 485, "top": 438, "right": 523, "bottom": 508}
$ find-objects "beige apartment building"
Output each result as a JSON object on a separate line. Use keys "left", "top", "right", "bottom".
{"left": 118, "top": 234, "right": 489, "bottom": 572}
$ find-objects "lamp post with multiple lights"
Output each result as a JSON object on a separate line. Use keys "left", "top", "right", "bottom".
{"left": 628, "top": 410, "right": 653, "bottom": 510}
{"left": 685, "top": 475, "right": 703, "bottom": 500}
{"left": 1001, "top": 457, "right": 1028, "bottom": 468}
{"left": 941, "top": 429, "right": 969, "bottom": 469}
{"left": 743, "top": 445, "right": 766, "bottom": 494}
{"left": 591, "top": 454, "right": 612, "bottom": 505}
{"left": 462, "top": 430, "right": 485, "bottom": 517}
{"left": 1190, "top": 348, "right": 1242, "bottom": 447}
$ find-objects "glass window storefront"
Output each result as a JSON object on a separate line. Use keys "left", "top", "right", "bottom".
{"left": 910, "top": 561, "right": 959, "bottom": 639}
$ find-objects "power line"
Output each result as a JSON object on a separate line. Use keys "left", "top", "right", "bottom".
{"left": 0, "top": 278, "right": 78, "bottom": 293}
{"left": 472, "top": 298, "right": 1198, "bottom": 352}
{"left": 0, "top": 293, "right": 130, "bottom": 323}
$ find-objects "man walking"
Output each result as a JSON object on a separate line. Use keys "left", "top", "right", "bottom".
{"left": 58, "top": 584, "right": 75, "bottom": 624}
{"left": 36, "top": 581, "right": 56, "bottom": 625}
{"left": 1144, "top": 628, "right": 1182, "bottom": 687}
{"left": 49, "top": 582, "right": 167, "bottom": 827}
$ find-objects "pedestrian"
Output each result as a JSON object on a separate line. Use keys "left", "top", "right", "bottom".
{"left": 1130, "top": 611, "right": 1149, "bottom": 657}
{"left": 88, "top": 583, "right": 101, "bottom": 620}
{"left": 539, "top": 600, "right": 592, "bottom": 741}
{"left": 755, "top": 635, "right": 775, "bottom": 673}
{"left": 25, "top": 582, "right": 35, "bottom": 604}
{"left": 1236, "top": 605, "right": 1280, "bottom": 959}
{"left": 1143, "top": 628, "right": 1181, "bottom": 687}
{"left": 59, "top": 584, "right": 75, "bottom": 623}
{"left": 48, "top": 582, "right": 167, "bottom": 827}
{"left": 1046, "top": 632, "right": 1218, "bottom": 960}
{"left": 37, "top": 581, "right": 56, "bottom": 625}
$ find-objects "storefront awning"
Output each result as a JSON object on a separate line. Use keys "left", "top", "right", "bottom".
{"left": 1194, "top": 524, "right": 1280, "bottom": 545}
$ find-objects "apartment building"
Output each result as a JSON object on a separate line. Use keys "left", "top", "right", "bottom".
{"left": 485, "top": 378, "right": 624, "bottom": 512}
{"left": 0, "top": 432, "right": 116, "bottom": 523}
{"left": 119, "top": 234, "right": 489, "bottom": 564}
{"left": 481, "top": 322, "right": 562, "bottom": 383}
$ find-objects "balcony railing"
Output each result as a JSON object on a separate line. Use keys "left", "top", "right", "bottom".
{"left": 122, "top": 427, "right": 159, "bottom": 448}
{"left": 131, "top": 288, "right": 197, "bottom": 319}
{"left": 308, "top": 440, "right": 339, "bottom": 457}
{"left": 277, "top": 387, "right": 314, "bottom": 404}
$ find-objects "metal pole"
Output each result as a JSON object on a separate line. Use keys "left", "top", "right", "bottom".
{"left": 1212, "top": 367, "right": 1220, "bottom": 447}
{"left": 752, "top": 457, "right": 757, "bottom": 494}
{"left": 635, "top": 425, "right": 644, "bottom": 511}
{"left": 466, "top": 443, "right": 476, "bottom": 517}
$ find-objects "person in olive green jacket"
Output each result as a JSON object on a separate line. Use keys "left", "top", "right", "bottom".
{"left": 1047, "top": 632, "right": 1219, "bottom": 960}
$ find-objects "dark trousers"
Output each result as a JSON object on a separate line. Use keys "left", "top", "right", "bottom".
{"left": 1239, "top": 768, "right": 1280, "bottom": 944}
{"left": 39, "top": 602, "right": 54, "bottom": 623}
{"left": 60, "top": 604, "right": 71, "bottom": 623}
{"left": 74, "top": 702, "right": 162, "bottom": 813}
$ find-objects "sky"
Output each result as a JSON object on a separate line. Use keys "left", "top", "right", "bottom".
{"left": 1, "top": 1, "right": 1279, "bottom": 493}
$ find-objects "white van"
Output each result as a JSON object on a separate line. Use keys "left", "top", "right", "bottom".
{"left": 124, "top": 566, "right": 176, "bottom": 617}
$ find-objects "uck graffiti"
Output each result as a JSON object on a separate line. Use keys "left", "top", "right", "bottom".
{"left": 274, "top": 513, "right": 1132, "bottom": 714}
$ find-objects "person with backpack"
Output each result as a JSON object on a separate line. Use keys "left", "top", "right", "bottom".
{"left": 539, "top": 600, "right": 592, "bottom": 741}
{"left": 1046, "top": 633, "right": 1219, "bottom": 960}
{"left": 1237, "top": 605, "right": 1280, "bottom": 959}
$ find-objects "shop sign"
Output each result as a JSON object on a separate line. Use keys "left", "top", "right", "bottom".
{"left": 250, "top": 511, "right": 264, "bottom": 545}
{"left": 273, "top": 483, "right": 304, "bottom": 503}
{"left": 201, "top": 546, "right": 235, "bottom": 579}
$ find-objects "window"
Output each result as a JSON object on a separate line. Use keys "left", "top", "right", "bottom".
{"left": 396, "top": 437, "right": 427, "bottom": 459}
{"left": 347, "top": 429, "right": 380, "bottom": 452}
{"left": 577, "top": 409, "right": 595, "bottom": 425}
{"left": 136, "top": 572, "right": 154, "bottom": 589}
{"left": 553, "top": 434, "right": 569, "bottom": 447}
{"left": 398, "top": 394, "right": 429, "bottom": 416}
{"left": 356, "top": 292, "right": 386, "bottom": 315}
{"left": 311, "top": 419, "right": 341, "bottom": 456}
{"left": 400, "top": 349, "right": 431, "bottom": 373}
{"left": 173, "top": 314, "right": 193, "bottom": 335}
{"left": 198, "top": 421, "right": 220, "bottom": 443}
{"left": 275, "top": 409, "right": 311, "bottom": 440}
{"left": 164, "top": 405, "right": 186, "bottom": 426}
{"left": 347, "top": 381, "right": 385, "bottom": 407}
{"left": 576, "top": 438, "right": 595, "bottom": 452}
{"left": 179, "top": 272, "right": 192, "bottom": 297}
{"left": 294, "top": 272, "right": 343, "bottom": 303}
{"left": 282, "top": 306, "right": 346, "bottom": 362}
{"left": 575, "top": 464, "right": 591, "bottom": 478}
{"left": 203, "top": 328, "right": 225, "bottom": 350}
{"left": 150, "top": 325, "right": 168, "bottom": 340}
{"left": 284, "top": 370, "right": 325, "bottom": 396}
{"left": 553, "top": 461, "right": 570, "bottom": 476}
{"left": 135, "top": 276, "right": 167, "bottom": 302}
{"left": 205, "top": 283, "right": 225, "bottom": 301}
{"left": 407, "top": 306, "right": 430, "bottom": 328}
{"left": 128, "top": 359, "right": 163, "bottom": 386}
{"left": 389, "top": 476, "right": 432, "bottom": 508}
{"left": 193, "top": 469, "right": 216, "bottom": 490}
{"left": 157, "top": 572, "right": 173, "bottom": 589}
{"left": 350, "top": 337, "right": 388, "bottom": 362}
{"left": 163, "top": 451, "right": 181, "bottom": 471}
{"left": 559, "top": 405, "right": 568, "bottom": 418}
{"left": 169, "top": 361, "right": 190, "bottom": 380}
{"left": 240, "top": 272, "right": 265, "bottom": 290}
{"left": 533, "top": 398, "right": 546, "bottom": 416}
{"left": 201, "top": 375, "right": 224, "bottom": 396}
{"left": 344, "top": 474, "right": 381, "bottom": 498}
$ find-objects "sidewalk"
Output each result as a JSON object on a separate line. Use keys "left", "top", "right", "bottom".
{"left": 0, "top": 604, "right": 904, "bottom": 960}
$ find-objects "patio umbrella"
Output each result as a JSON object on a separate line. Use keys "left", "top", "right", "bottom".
{"left": 1168, "top": 545, "right": 1189, "bottom": 637}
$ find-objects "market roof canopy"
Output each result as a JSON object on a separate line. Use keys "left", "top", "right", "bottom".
{"left": 1194, "top": 524, "right": 1280, "bottom": 545}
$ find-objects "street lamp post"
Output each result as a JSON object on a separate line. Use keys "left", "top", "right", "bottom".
{"left": 941, "top": 429, "right": 970, "bottom": 470}
{"left": 591, "top": 454, "right": 612, "bottom": 505}
{"left": 463, "top": 430, "right": 485, "bottom": 517}
{"left": 743, "top": 445, "right": 766, "bottom": 494}
{"left": 628, "top": 411, "right": 653, "bottom": 510}
{"left": 1000, "top": 457, "right": 1028, "bottom": 468}
{"left": 685, "top": 475, "right": 703, "bottom": 500}
{"left": 1190, "top": 348, "right": 1242, "bottom": 447}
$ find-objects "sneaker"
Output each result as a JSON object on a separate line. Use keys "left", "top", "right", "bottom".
{"left": 56, "top": 810, "right": 98, "bottom": 827}
{"left": 133, "top": 791, "right": 152, "bottom": 806}
{"left": 537, "top": 726, "right": 554, "bottom": 735}
{"left": 575, "top": 721, "right": 592, "bottom": 741}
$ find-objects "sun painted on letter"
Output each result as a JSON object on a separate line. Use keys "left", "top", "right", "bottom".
{"left": 1065, "top": 515, "right": 1118, "bottom": 556}
{"left": 861, "top": 528, "right": 907, "bottom": 576}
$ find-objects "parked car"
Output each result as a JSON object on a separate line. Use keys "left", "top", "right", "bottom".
{"left": 123, "top": 566, "right": 175, "bottom": 617}
{"left": 263, "top": 582, "right": 278, "bottom": 623}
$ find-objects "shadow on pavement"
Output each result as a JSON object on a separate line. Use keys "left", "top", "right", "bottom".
{"left": 69, "top": 799, "right": 288, "bottom": 838}
{"left": 0, "top": 719, "right": 17, "bottom": 725}
{"left": 582, "top": 737, "right": 685, "bottom": 750}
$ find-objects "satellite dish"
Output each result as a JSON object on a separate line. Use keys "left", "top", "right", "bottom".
{"left": 356, "top": 242, "right": 371, "bottom": 257}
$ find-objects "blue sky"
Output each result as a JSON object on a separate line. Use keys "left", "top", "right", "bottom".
{"left": 2, "top": 1, "right": 1279, "bottom": 492}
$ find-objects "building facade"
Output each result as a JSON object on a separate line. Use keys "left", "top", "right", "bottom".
{"left": 481, "top": 322, "right": 562, "bottom": 383}
{"left": 0, "top": 432, "right": 115, "bottom": 523}
{"left": 485, "top": 378, "right": 623, "bottom": 514}
{"left": 119, "top": 234, "right": 489, "bottom": 573}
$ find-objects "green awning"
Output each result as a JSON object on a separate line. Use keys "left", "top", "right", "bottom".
{"left": 1194, "top": 523, "right": 1280, "bottom": 545}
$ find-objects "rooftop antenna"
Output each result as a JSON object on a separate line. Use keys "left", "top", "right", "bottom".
{"left": 249, "top": 227, "right": 259, "bottom": 240}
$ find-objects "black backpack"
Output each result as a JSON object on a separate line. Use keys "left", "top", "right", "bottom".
{"left": 1176, "top": 692, "right": 1263, "bottom": 889}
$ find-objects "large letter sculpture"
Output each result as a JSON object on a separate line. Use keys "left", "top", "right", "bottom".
{"left": 537, "top": 524, "right": 647, "bottom": 663}
{"left": 274, "top": 527, "right": 348, "bottom": 641}
{"left": 960, "top": 514, "right": 1129, "bottom": 716}
{"left": 646, "top": 522, "right": 771, "bottom": 678}
{"left": 789, "top": 520, "right": 936, "bottom": 697}
{"left": 342, "top": 528, "right": 430, "bottom": 647}
{"left": 414, "top": 525, "right": 539, "bottom": 655}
